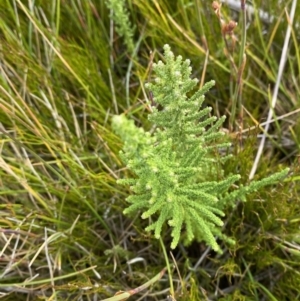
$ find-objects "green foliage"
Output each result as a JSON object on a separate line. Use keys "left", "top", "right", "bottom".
{"left": 105, "top": 0, "right": 135, "bottom": 52}
{"left": 0, "top": 1, "right": 299, "bottom": 300}
{"left": 112, "top": 44, "right": 289, "bottom": 253}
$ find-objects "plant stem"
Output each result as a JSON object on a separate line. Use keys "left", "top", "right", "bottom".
{"left": 229, "top": 0, "right": 247, "bottom": 130}
{"left": 159, "top": 237, "right": 174, "bottom": 298}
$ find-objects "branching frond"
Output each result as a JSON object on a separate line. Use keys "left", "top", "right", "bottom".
{"left": 112, "top": 45, "right": 289, "bottom": 253}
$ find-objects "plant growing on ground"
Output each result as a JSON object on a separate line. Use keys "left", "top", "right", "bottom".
{"left": 105, "top": 0, "right": 135, "bottom": 52}
{"left": 112, "top": 44, "right": 289, "bottom": 254}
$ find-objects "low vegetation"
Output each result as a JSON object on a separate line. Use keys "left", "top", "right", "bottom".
{"left": 0, "top": 1, "right": 299, "bottom": 300}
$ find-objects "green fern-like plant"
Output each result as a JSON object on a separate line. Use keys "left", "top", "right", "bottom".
{"left": 112, "top": 44, "right": 289, "bottom": 253}
{"left": 105, "top": 0, "right": 135, "bottom": 52}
